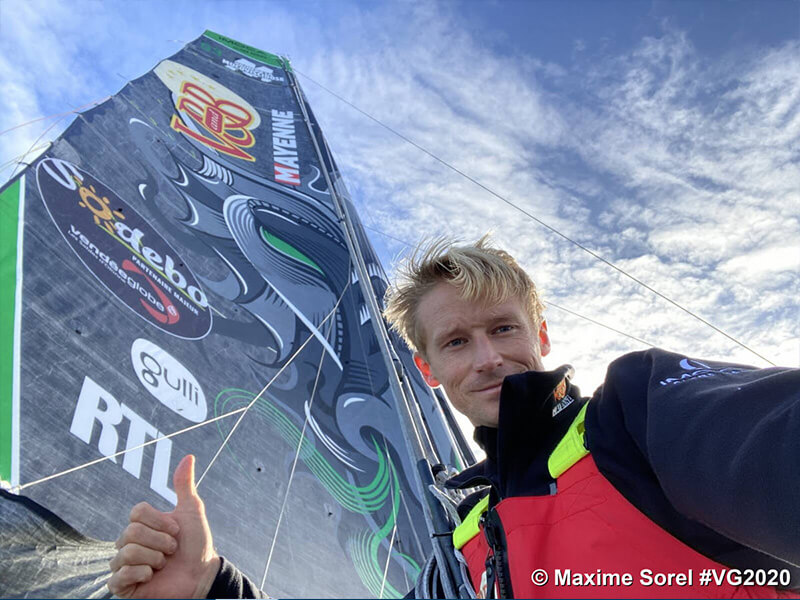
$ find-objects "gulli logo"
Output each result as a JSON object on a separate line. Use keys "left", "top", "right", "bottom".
{"left": 131, "top": 339, "right": 207, "bottom": 422}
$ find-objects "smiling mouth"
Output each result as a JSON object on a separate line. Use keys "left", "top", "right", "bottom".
{"left": 475, "top": 383, "right": 503, "bottom": 393}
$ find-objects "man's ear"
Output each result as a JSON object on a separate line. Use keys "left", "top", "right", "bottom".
{"left": 413, "top": 353, "right": 441, "bottom": 388}
{"left": 539, "top": 319, "right": 551, "bottom": 357}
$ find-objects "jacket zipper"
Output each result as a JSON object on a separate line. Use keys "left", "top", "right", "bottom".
{"left": 481, "top": 507, "right": 513, "bottom": 598}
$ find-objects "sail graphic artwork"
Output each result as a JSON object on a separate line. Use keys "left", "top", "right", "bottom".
{"left": 0, "top": 31, "right": 474, "bottom": 598}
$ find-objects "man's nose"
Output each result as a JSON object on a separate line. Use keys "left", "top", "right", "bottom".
{"left": 473, "top": 335, "right": 502, "bottom": 372}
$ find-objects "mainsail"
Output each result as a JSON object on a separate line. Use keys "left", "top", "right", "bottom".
{"left": 0, "top": 31, "right": 473, "bottom": 598}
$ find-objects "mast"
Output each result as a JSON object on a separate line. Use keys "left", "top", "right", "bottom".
{"left": 284, "top": 65, "right": 467, "bottom": 597}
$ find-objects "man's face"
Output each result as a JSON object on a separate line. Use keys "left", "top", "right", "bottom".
{"left": 413, "top": 282, "right": 550, "bottom": 428}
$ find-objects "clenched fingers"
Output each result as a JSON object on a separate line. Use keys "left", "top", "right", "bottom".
{"left": 107, "top": 564, "right": 153, "bottom": 596}
{"left": 115, "top": 521, "right": 178, "bottom": 555}
{"left": 109, "top": 543, "right": 166, "bottom": 573}
{"left": 128, "top": 501, "right": 179, "bottom": 535}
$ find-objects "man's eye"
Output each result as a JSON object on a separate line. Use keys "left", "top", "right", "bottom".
{"left": 446, "top": 338, "right": 465, "bottom": 348}
{"left": 495, "top": 325, "right": 514, "bottom": 333}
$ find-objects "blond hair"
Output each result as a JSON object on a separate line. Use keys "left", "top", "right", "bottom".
{"left": 383, "top": 235, "right": 545, "bottom": 357}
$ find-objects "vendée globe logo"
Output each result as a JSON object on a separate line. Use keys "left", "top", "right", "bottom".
{"left": 36, "top": 157, "right": 212, "bottom": 339}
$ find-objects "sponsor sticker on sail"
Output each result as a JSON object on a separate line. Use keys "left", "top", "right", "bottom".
{"left": 223, "top": 57, "right": 285, "bottom": 84}
{"left": 155, "top": 60, "right": 261, "bottom": 162}
{"left": 69, "top": 375, "right": 177, "bottom": 504}
{"left": 36, "top": 158, "right": 212, "bottom": 339}
{"left": 131, "top": 338, "right": 207, "bottom": 422}
{"left": 271, "top": 109, "right": 301, "bottom": 185}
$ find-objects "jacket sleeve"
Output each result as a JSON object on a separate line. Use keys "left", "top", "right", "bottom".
{"left": 207, "top": 556, "right": 268, "bottom": 599}
{"left": 601, "top": 350, "right": 800, "bottom": 567}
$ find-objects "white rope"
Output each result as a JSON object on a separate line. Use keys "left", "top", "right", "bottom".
{"left": 15, "top": 405, "right": 247, "bottom": 493}
{"left": 380, "top": 520, "right": 399, "bottom": 599}
{"left": 379, "top": 438, "right": 399, "bottom": 599}
{"left": 297, "top": 69, "right": 777, "bottom": 367}
{"left": 197, "top": 278, "right": 349, "bottom": 487}
{"left": 0, "top": 145, "right": 50, "bottom": 175}
{"left": 17, "top": 279, "right": 348, "bottom": 493}
{"left": 259, "top": 308, "right": 335, "bottom": 589}
{"left": 7, "top": 117, "right": 62, "bottom": 181}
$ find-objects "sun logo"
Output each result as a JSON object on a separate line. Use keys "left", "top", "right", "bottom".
{"left": 73, "top": 175, "right": 125, "bottom": 235}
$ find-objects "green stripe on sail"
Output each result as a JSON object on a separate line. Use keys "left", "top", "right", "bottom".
{"left": 259, "top": 228, "right": 324, "bottom": 275}
{"left": 0, "top": 177, "right": 21, "bottom": 483}
{"left": 203, "top": 30, "right": 290, "bottom": 71}
{"left": 348, "top": 465, "right": 418, "bottom": 598}
{"left": 216, "top": 389, "right": 391, "bottom": 513}
{"left": 214, "top": 389, "right": 421, "bottom": 595}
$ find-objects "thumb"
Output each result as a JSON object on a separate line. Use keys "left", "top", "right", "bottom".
{"left": 173, "top": 454, "right": 200, "bottom": 509}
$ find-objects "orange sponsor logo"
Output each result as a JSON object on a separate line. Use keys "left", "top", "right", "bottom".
{"left": 554, "top": 378, "right": 567, "bottom": 401}
{"left": 170, "top": 81, "right": 257, "bottom": 161}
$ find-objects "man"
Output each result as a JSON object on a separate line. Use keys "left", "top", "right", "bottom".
{"left": 108, "top": 237, "right": 800, "bottom": 598}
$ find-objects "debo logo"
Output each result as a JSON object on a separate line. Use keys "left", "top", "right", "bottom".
{"left": 36, "top": 158, "right": 212, "bottom": 339}
{"left": 131, "top": 339, "right": 207, "bottom": 422}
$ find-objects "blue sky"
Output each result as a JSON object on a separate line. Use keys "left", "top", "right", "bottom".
{"left": 465, "top": 0, "right": 798, "bottom": 62}
{"left": 1, "top": 0, "right": 798, "bottom": 416}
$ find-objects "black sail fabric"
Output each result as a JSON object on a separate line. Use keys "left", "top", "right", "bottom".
{"left": 0, "top": 489, "right": 114, "bottom": 598}
{"left": 0, "top": 31, "right": 471, "bottom": 598}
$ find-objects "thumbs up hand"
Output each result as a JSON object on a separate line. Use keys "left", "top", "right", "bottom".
{"left": 108, "top": 455, "right": 220, "bottom": 599}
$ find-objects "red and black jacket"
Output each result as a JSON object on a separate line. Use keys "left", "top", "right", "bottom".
{"left": 445, "top": 349, "right": 800, "bottom": 597}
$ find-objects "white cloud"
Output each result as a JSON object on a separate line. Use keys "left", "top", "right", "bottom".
{"left": 719, "top": 245, "right": 799, "bottom": 281}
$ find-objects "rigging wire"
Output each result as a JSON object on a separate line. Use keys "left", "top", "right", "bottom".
{"left": 380, "top": 438, "right": 400, "bottom": 599}
{"left": 0, "top": 96, "right": 111, "bottom": 138}
{"left": 16, "top": 280, "right": 350, "bottom": 494}
{"left": 0, "top": 145, "right": 50, "bottom": 175}
{"left": 259, "top": 310, "right": 336, "bottom": 589}
{"left": 363, "top": 223, "right": 659, "bottom": 350}
{"left": 381, "top": 508, "right": 400, "bottom": 599}
{"left": 546, "top": 301, "right": 656, "bottom": 349}
{"left": 295, "top": 69, "right": 776, "bottom": 367}
{"left": 15, "top": 406, "right": 247, "bottom": 493}
{"left": 197, "top": 276, "right": 351, "bottom": 486}
{"left": 7, "top": 116, "right": 66, "bottom": 181}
